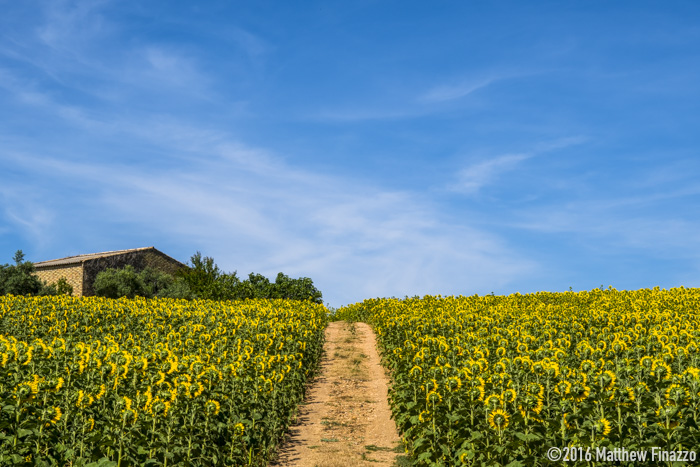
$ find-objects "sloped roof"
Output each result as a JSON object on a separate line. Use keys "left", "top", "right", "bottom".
{"left": 34, "top": 247, "right": 184, "bottom": 268}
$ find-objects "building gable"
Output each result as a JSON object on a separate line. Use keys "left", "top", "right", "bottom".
{"left": 34, "top": 247, "right": 187, "bottom": 297}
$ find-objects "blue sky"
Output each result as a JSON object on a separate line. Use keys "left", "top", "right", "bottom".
{"left": 2, "top": 1, "right": 700, "bottom": 307}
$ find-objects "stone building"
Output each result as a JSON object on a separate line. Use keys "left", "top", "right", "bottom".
{"left": 34, "top": 247, "right": 187, "bottom": 297}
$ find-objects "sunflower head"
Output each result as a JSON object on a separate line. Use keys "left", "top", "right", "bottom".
{"left": 595, "top": 418, "right": 612, "bottom": 437}
{"left": 427, "top": 390, "right": 442, "bottom": 404}
{"left": 484, "top": 394, "right": 501, "bottom": 409}
{"left": 651, "top": 360, "right": 672, "bottom": 380}
{"left": 446, "top": 376, "right": 462, "bottom": 392}
{"left": 580, "top": 359, "right": 595, "bottom": 373}
{"left": 501, "top": 388, "right": 516, "bottom": 404}
{"left": 600, "top": 370, "right": 617, "bottom": 390}
{"left": 555, "top": 380, "right": 571, "bottom": 396}
{"left": 562, "top": 412, "right": 574, "bottom": 431}
{"left": 665, "top": 384, "right": 689, "bottom": 406}
{"left": 488, "top": 409, "right": 510, "bottom": 431}
{"left": 206, "top": 399, "right": 220, "bottom": 416}
{"left": 640, "top": 356, "right": 654, "bottom": 369}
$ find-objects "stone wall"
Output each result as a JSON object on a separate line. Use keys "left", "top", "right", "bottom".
{"left": 81, "top": 249, "right": 186, "bottom": 296}
{"left": 34, "top": 264, "right": 84, "bottom": 296}
{"left": 142, "top": 250, "right": 185, "bottom": 275}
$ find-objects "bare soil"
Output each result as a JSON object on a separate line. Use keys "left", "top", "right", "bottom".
{"left": 270, "top": 321, "right": 404, "bottom": 467}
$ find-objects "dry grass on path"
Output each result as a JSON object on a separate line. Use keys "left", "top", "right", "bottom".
{"left": 270, "top": 321, "right": 407, "bottom": 467}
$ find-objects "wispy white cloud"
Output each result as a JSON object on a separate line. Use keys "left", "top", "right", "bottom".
{"left": 451, "top": 153, "right": 531, "bottom": 195}
{"left": 310, "top": 71, "right": 532, "bottom": 122}
{"left": 449, "top": 136, "right": 587, "bottom": 195}
{"left": 0, "top": 1, "right": 216, "bottom": 111}
{"left": 421, "top": 77, "right": 496, "bottom": 103}
{"left": 36, "top": 0, "right": 111, "bottom": 53}
{"left": 135, "top": 46, "right": 211, "bottom": 92}
{"left": 0, "top": 181, "right": 55, "bottom": 249}
{"left": 309, "top": 106, "right": 426, "bottom": 122}
{"left": 228, "top": 27, "right": 269, "bottom": 57}
{"left": 310, "top": 76, "right": 496, "bottom": 122}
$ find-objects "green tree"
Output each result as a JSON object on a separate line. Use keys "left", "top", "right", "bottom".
{"left": 93, "top": 265, "right": 148, "bottom": 299}
{"left": 156, "top": 276, "right": 192, "bottom": 299}
{"left": 177, "top": 251, "right": 239, "bottom": 300}
{"left": 229, "top": 272, "right": 323, "bottom": 303}
{"left": 272, "top": 273, "right": 323, "bottom": 303}
{"left": 0, "top": 250, "right": 44, "bottom": 295}
{"left": 232, "top": 273, "right": 271, "bottom": 300}
{"left": 94, "top": 266, "right": 191, "bottom": 299}
{"left": 176, "top": 252, "right": 323, "bottom": 303}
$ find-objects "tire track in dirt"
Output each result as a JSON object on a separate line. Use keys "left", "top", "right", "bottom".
{"left": 270, "top": 321, "right": 404, "bottom": 466}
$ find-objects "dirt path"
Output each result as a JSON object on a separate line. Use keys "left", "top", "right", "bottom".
{"left": 270, "top": 321, "right": 404, "bottom": 467}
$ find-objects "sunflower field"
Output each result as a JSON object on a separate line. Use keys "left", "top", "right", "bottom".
{"left": 0, "top": 295, "right": 327, "bottom": 466}
{"left": 337, "top": 287, "right": 700, "bottom": 466}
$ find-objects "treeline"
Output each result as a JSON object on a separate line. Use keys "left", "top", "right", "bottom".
{"left": 94, "top": 252, "right": 323, "bottom": 303}
{"left": 0, "top": 250, "right": 323, "bottom": 304}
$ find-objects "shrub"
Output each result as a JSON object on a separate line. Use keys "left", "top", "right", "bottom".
{"left": 94, "top": 266, "right": 191, "bottom": 299}
{"left": 39, "top": 277, "right": 74, "bottom": 296}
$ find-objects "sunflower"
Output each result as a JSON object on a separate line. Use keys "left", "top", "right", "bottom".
{"left": 600, "top": 370, "right": 617, "bottom": 390}
{"left": 611, "top": 340, "right": 627, "bottom": 353}
{"left": 665, "top": 384, "right": 689, "bottom": 406}
{"left": 571, "top": 383, "right": 590, "bottom": 402}
{"left": 28, "top": 375, "right": 41, "bottom": 395}
{"left": 683, "top": 367, "right": 700, "bottom": 382}
{"left": 122, "top": 396, "right": 138, "bottom": 422}
{"left": 546, "top": 361, "right": 560, "bottom": 378}
{"left": 206, "top": 399, "right": 220, "bottom": 416}
{"left": 14, "top": 382, "right": 33, "bottom": 400}
{"left": 555, "top": 380, "right": 571, "bottom": 396}
{"left": 651, "top": 360, "right": 672, "bottom": 380}
{"left": 596, "top": 418, "right": 612, "bottom": 436}
{"left": 427, "top": 390, "right": 442, "bottom": 404}
{"left": 656, "top": 403, "right": 677, "bottom": 418}
{"left": 640, "top": 356, "right": 654, "bottom": 369}
{"left": 50, "top": 406, "right": 62, "bottom": 424}
{"left": 488, "top": 409, "right": 510, "bottom": 430}
{"left": 53, "top": 377, "right": 64, "bottom": 392}
{"left": 527, "top": 382, "right": 545, "bottom": 399}
{"left": 562, "top": 412, "right": 573, "bottom": 431}
{"left": 446, "top": 376, "right": 462, "bottom": 392}
{"left": 22, "top": 346, "right": 33, "bottom": 366}
{"left": 501, "top": 388, "right": 517, "bottom": 404}
{"left": 580, "top": 359, "right": 595, "bottom": 373}
{"left": 484, "top": 394, "right": 501, "bottom": 409}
